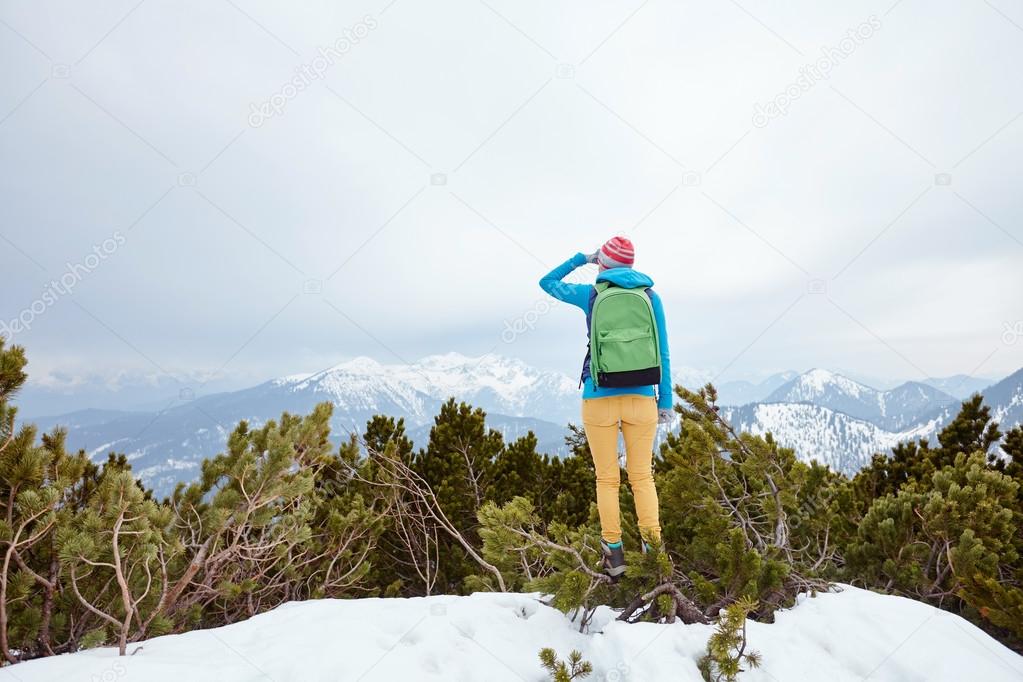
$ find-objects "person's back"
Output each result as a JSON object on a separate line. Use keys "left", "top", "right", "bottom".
{"left": 538, "top": 237, "right": 672, "bottom": 579}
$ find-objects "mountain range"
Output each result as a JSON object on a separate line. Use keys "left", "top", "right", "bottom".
{"left": 31, "top": 354, "right": 579, "bottom": 496}
{"left": 722, "top": 368, "right": 1021, "bottom": 474}
{"left": 760, "top": 369, "right": 959, "bottom": 431}
{"left": 28, "top": 354, "right": 1022, "bottom": 496}
{"left": 714, "top": 371, "right": 991, "bottom": 406}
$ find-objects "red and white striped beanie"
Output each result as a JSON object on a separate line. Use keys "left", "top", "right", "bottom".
{"left": 597, "top": 236, "right": 635, "bottom": 269}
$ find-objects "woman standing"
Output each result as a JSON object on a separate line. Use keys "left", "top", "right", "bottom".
{"left": 539, "top": 237, "right": 672, "bottom": 579}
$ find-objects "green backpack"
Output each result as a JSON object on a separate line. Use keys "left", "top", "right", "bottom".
{"left": 589, "top": 282, "right": 662, "bottom": 388}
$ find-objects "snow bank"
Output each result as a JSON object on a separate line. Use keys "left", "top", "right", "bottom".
{"left": 3, "top": 585, "right": 1021, "bottom": 682}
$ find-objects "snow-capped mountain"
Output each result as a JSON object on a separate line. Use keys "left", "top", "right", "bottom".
{"left": 722, "top": 368, "right": 1022, "bottom": 474}
{"left": 277, "top": 353, "right": 580, "bottom": 426}
{"left": 979, "top": 367, "right": 1023, "bottom": 431}
{"left": 721, "top": 403, "right": 932, "bottom": 474}
{"left": 909, "top": 367, "right": 1023, "bottom": 449}
{"left": 33, "top": 353, "right": 580, "bottom": 497}
{"left": 878, "top": 381, "right": 962, "bottom": 430}
{"left": 764, "top": 369, "right": 958, "bottom": 431}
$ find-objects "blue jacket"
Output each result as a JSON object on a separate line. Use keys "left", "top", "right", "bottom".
{"left": 539, "top": 252, "right": 672, "bottom": 410}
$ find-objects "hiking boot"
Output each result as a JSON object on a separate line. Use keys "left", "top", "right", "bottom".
{"left": 600, "top": 539, "right": 626, "bottom": 581}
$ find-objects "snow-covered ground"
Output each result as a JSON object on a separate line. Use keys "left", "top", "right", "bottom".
{"left": 3, "top": 586, "right": 1021, "bottom": 682}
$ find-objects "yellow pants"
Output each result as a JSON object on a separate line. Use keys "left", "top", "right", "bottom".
{"left": 581, "top": 394, "right": 661, "bottom": 545}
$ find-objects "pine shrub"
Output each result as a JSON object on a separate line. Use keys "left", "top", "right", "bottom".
{"left": 698, "top": 596, "right": 761, "bottom": 682}
{"left": 538, "top": 647, "right": 592, "bottom": 681}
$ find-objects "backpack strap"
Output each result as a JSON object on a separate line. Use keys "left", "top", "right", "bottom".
{"left": 581, "top": 286, "right": 602, "bottom": 387}
{"left": 582, "top": 281, "right": 630, "bottom": 386}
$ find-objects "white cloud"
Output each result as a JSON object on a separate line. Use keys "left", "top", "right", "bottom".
{"left": 1, "top": 0, "right": 1021, "bottom": 399}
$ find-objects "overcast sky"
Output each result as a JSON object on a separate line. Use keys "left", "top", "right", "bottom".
{"left": 2, "top": 0, "right": 1022, "bottom": 411}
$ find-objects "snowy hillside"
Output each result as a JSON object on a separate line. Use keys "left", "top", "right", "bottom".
{"left": 7, "top": 586, "right": 1020, "bottom": 682}
{"left": 913, "top": 368, "right": 1023, "bottom": 453}
{"left": 981, "top": 367, "right": 1023, "bottom": 434}
{"left": 723, "top": 402, "right": 912, "bottom": 473}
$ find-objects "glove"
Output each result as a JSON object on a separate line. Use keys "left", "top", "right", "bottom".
{"left": 585, "top": 250, "right": 600, "bottom": 264}
{"left": 658, "top": 408, "right": 673, "bottom": 425}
